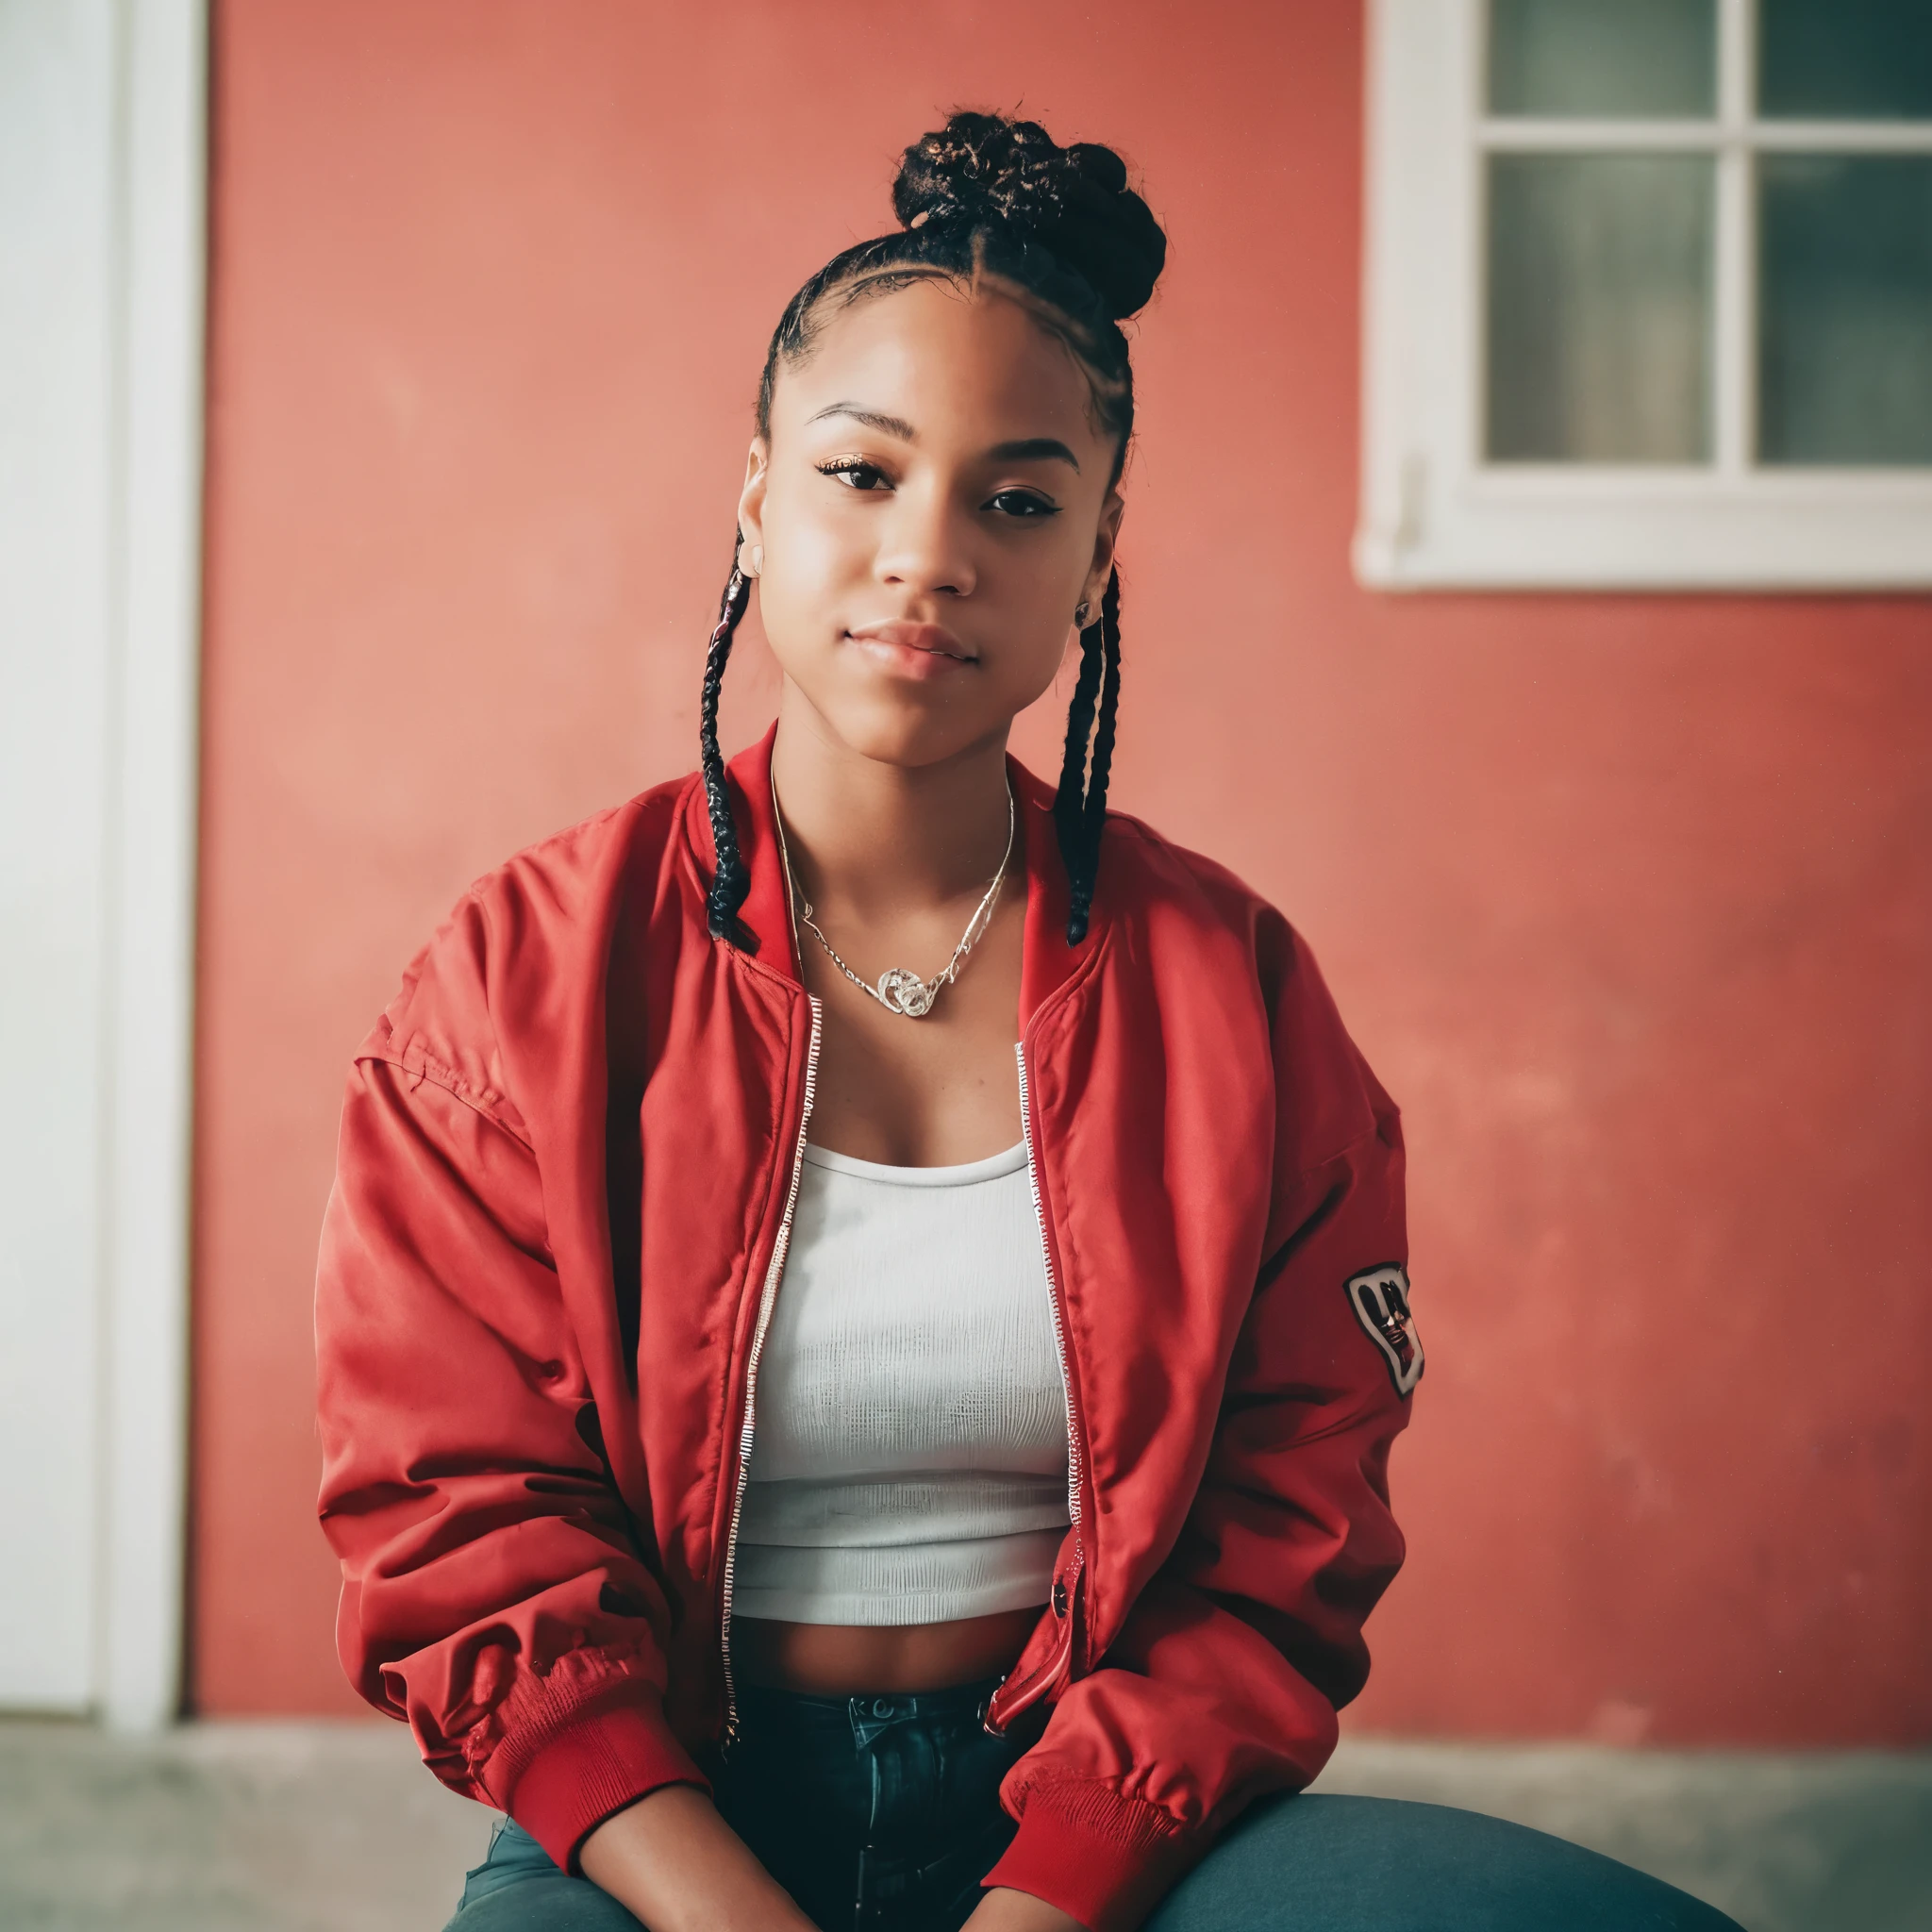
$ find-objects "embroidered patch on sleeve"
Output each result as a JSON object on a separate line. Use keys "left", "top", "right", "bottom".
{"left": 1347, "top": 1263, "right": 1424, "bottom": 1396}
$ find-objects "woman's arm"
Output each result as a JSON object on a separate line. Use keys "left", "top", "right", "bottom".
{"left": 317, "top": 1051, "right": 701, "bottom": 1858}
{"left": 579, "top": 1787, "right": 819, "bottom": 1932}
{"left": 963, "top": 1890, "right": 1087, "bottom": 1931}
{"left": 980, "top": 1110, "right": 1413, "bottom": 1932}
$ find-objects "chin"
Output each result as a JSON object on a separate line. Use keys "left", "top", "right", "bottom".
{"left": 812, "top": 689, "right": 1007, "bottom": 773}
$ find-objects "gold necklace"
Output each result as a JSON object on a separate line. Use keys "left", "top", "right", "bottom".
{"left": 770, "top": 771, "right": 1016, "bottom": 1019}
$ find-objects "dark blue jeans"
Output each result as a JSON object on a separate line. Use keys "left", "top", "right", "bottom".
{"left": 444, "top": 1678, "right": 1741, "bottom": 1931}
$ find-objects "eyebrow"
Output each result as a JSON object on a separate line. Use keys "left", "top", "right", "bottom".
{"left": 988, "top": 437, "right": 1080, "bottom": 472}
{"left": 807, "top": 404, "right": 918, "bottom": 439}
{"left": 806, "top": 406, "right": 1082, "bottom": 474}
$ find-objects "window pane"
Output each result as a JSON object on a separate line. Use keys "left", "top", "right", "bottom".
{"left": 1487, "top": 155, "right": 1713, "bottom": 462}
{"left": 1758, "top": 157, "right": 1932, "bottom": 464}
{"left": 1759, "top": 0, "right": 1932, "bottom": 121}
{"left": 1489, "top": 0, "right": 1716, "bottom": 117}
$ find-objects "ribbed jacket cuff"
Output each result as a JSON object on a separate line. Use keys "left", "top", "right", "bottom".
{"left": 506, "top": 1697, "right": 710, "bottom": 1873}
{"left": 983, "top": 1780, "right": 1195, "bottom": 1932}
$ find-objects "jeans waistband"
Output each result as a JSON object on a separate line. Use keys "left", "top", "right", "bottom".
{"left": 734, "top": 1674, "right": 1005, "bottom": 1725}
{"left": 738, "top": 1669, "right": 1004, "bottom": 1715}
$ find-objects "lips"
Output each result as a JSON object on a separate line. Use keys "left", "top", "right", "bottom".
{"left": 844, "top": 619, "right": 978, "bottom": 677}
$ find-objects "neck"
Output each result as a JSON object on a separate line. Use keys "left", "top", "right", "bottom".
{"left": 768, "top": 694, "right": 1015, "bottom": 923}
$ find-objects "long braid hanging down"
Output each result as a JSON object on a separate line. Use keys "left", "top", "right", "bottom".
{"left": 1053, "top": 565, "right": 1123, "bottom": 946}
{"left": 699, "top": 543, "right": 756, "bottom": 948}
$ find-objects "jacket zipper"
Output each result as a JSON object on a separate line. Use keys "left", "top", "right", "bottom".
{"left": 717, "top": 993, "right": 823, "bottom": 1750}
{"left": 1015, "top": 1042, "right": 1085, "bottom": 1527}
{"left": 987, "top": 1040, "right": 1086, "bottom": 1733}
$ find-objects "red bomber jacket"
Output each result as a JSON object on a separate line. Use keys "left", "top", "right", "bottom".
{"left": 314, "top": 726, "right": 1420, "bottom": 1932}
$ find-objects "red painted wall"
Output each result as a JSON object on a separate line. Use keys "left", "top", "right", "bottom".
{"left": 195, "top": 0, "right": 1932, "bottom": 1740}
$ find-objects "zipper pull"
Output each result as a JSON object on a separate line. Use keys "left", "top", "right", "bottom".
{"left": 985, "top": 1548, "right": 1083, "bottom": 1734}
{"left": 978, "top": 1673, "right": 1009, "bottom": 1736}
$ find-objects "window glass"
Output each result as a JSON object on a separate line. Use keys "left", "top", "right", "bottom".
{"left": 1758, "top": 0, "right": 1932, "bottom": 121}
{"left": 1758, "top": 157, "right": 1932, "bottom": 463}
{"left": 1487, "top": 155, "right": 1713, "bottom": 461}
{"left": 1488, "top": 0, "right": 1717, "bottom": 118}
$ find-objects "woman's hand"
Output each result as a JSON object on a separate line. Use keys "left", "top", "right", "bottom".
{"left": 961, "top": 1888, "right": 1089, "bottom": 1932}
{"left": 577, "top": 1783, "right": 818, "bottom": 1932}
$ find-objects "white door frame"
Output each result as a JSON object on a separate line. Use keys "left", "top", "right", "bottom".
{"left": 0, "top": 0, "right": 206, "bottom": 1730}
{"left": 96, "top": 0, "right": 208, "bottom": 1732}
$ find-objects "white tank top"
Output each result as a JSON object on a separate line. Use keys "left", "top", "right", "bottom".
{"left": 733, "top": 1139, "right": 1071, "bottom": 1626}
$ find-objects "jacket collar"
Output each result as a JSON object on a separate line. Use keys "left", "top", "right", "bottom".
{"left": 683, "top": 722, "right": 1097, "bottom": 1026}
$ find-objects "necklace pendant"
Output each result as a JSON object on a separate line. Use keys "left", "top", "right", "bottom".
{"left": 875, "top": 967, "right": 939, "bottom": 1018}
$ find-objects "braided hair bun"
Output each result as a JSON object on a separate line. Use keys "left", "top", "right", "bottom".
{"left": 891, "top": 110, "right": 1167, "bottom": 321}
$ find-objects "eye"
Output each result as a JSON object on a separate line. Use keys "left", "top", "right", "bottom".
{"left": 987, "top": 489, "right": 1059, "bottom": 519}
{"left": 818, "top": 457, "right": 891, "bottom": 492}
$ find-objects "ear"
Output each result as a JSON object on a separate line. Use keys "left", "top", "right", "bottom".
{"left": 737, "top": 438, "right": 771, "bottom": 558}
{"left": 1082, "top": 488, "right": 1125, "bottom": 611}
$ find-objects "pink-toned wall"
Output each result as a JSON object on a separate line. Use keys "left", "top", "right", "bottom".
{"left": 194, "top": 0, "right": 1932, "bottom": 1740}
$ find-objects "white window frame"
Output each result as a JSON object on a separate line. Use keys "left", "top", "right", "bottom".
{"left": 1356, "top": 0, "right": 1932, "bottom": 590}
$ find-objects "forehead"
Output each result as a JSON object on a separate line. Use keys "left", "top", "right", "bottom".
{"left": 772, "top": 275, "right": 1112, "bottom": 456}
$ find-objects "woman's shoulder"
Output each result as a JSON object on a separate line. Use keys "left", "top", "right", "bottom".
{"left": 1096, "top": 804, "right": 1395, "bottom": 1133}
{"left": 358, "top": 769, "right": 702, "bottom": 1095}
{"left": 1096, "top": 803, "right": 1308, "bottom": 972}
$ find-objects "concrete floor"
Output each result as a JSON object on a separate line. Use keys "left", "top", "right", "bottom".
{"left": 0, "top": 1717, "right": 1925, "bottom": 1932}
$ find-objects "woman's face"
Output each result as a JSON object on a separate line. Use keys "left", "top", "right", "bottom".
{"left": 739, "top": 277, "right": 1124, "bottom": 771}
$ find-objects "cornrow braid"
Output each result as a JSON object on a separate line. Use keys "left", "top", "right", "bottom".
{"left": 1053, "top": 566, "right": 1123, "bottom": 946}
{"left": 699, "top": 545, "right": 756, "bottom": 948}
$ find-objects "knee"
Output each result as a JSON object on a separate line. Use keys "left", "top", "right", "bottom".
{"left": 1146, "top": 1794, "right": 1742, "bottom": 1932}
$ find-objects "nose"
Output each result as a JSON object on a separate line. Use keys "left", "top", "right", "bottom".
{"left": 873, "top": 480, "right": 975, "bottom": 599}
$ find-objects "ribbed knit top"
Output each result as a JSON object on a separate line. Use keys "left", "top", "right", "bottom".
{"left": 733, "top": 1139, "right": 1071, "bottom": 1626}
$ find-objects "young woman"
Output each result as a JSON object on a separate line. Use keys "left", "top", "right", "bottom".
{"left": 316, "top": 112, "right": 1740, "bottom": 1932}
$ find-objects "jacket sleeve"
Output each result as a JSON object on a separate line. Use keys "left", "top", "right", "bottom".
{"left": 985, "top": 930, "right": 1416, "bottom": 1932}
{"left": 315, "top": 1045, "right": 707, "bottom": 1867}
